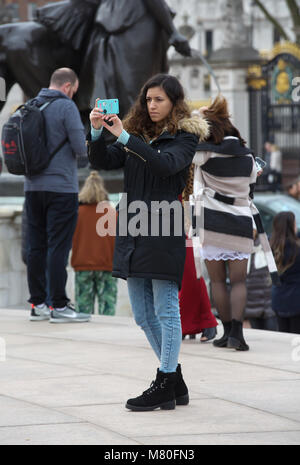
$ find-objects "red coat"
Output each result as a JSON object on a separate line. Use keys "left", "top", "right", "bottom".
{"left": 179, "top": 240, "right": 217, "bottom": 335}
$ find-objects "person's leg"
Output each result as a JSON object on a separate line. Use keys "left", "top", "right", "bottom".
{"left": 75, "top": 271, "right": 94, "bottom": 314}
{"left": 227, "top": 259, "right": 249, "bottom": 350}
{"left": 97, "top": 271, "right": 117, "bottom": 316}
{"left": 46, "top": 193, "right": 78, "bottom": 308}
{"left": 277, "top": 316, "right": 290, "bottom": 333}
{"left": 205, "top": 260, "right": 231, "bottom": 347}
{"left": 95, "top": 271, "right": 105, "bottom": 315}
{"left": 205, "top": 260, "right": 230, "bottom": 320}
{"left": 289, "top": 315, "right": 300, "bottom": 334}
{"left": 126, "top": 278, "right": 187, "bottom": 411}
{"left": 228, "top": 259, "right": 248, "bottom": 322}
{"left": 263, "top": 316, "right": 278, "bottom": 331}
{"left": 125, "top": 278, "right": 180, "bottom": 412}
{"left": 152, "top": 279, "right": 182, "bottom": 374}
{"left": 26, "top": 191, "right": 48, "bottom": 306}
{"left": 152, "top": 279, "right": 189, "bottom": 405}
{"left": 127, "top": 277, "right": 162, "bottom": 360}
{"left": 249, "top": 318, "right": 264, "bottom": 329}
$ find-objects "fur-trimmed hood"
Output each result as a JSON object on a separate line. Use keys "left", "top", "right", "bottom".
{"left": 178, "top": 116, "right": 209, "bottom": 142}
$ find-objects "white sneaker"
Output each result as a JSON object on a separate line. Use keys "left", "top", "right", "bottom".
{"left": 50, "top": 303, "right": 90, "bottom": 323}
{"left": 29, "top": 304, "right": 51, "bottom": 321}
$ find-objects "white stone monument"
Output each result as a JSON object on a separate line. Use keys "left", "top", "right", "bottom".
{"left": 209, "top": 0, "right": 262, "bottom": 142}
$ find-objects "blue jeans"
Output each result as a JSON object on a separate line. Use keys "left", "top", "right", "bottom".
{"left": 127, "top": 278, "right": 182, "bottom": 373}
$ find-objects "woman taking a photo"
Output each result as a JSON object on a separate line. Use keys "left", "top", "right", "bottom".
{"left": 184, "top": 95, "right": 277, "bottom": 351}
{"left": 88, "top": 74, "right": 209, "bottom": 411}
{"left": 270, "top": 212, "right": 300, "bottom": 334}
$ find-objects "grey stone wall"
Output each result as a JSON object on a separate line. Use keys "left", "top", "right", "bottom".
{"left": 0, "top": 205, "right": 132, "bottom": 316}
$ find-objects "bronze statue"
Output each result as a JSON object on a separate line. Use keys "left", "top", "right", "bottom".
{"left": 0, "top": 0, "right": 191, "bottom": 120}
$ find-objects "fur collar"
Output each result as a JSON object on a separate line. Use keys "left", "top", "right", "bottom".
{"left": 142, "top": 116, "right": 210, "bottom": 143}
{"left": 178, "top": 116, "right": 209, "bottom": 142}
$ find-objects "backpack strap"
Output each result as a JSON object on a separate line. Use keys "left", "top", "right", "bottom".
{"left": 49, "top": 136, "right": 68, "bottom": 159}
{"left": 38, "top": 97, "right": 69, "bottom": 159}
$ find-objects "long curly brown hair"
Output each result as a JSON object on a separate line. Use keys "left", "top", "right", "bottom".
{"left": 123, "top": 74, "right": 191, "bottom": 140}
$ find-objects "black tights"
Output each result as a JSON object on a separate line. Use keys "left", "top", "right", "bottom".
{"left": 205, "top": 259, "right": 248, "bottom": 323}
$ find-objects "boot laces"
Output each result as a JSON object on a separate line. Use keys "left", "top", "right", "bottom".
{"left": 143, "top": 377, "right": 167, "bottom": 396}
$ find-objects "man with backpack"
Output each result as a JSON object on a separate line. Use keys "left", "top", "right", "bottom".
{"left": 24, "top": 67, "right": 90, "bottom": 323}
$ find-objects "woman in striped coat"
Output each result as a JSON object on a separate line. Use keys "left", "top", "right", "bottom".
{"left": 184, "top": 96, "right": 277, "bottom": 351}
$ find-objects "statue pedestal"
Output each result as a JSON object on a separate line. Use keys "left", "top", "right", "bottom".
{"left": 209, "top": 47, "right": 262, "bottom": 143}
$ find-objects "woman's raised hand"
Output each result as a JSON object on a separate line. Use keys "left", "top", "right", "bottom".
{"left": 101, "top": 114, "right": 123, "bottom": 139}
{"left": 90, "top": 99, "right": 104, "bottom": 130}
{"left": 90, "top": 99, "right": 123, "bottom": 138}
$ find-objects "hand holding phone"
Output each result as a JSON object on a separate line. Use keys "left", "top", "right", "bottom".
{"left": 255, "top": 157, "right": 267, "bottom": 171}
{"left": 90, "top": 98, "right": 120, "bottom": 130}
{"left": 100, "top": 114, "right": 123, "bottom": 139}
{"left": 97, "top": 99, "right": 119, "bottom": 115}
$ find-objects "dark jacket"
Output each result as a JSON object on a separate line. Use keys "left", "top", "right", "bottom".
{"left": 88, "top": 117, "right": 209, "bottom": 287}
{"left": 245, "top": 242, "right": 275, "bottom": 320}
{"left": 272, "top": 242, "right": 300, "bottom": 317}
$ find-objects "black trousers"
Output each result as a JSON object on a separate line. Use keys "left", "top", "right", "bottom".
{"left": 277, "top": 315, "right": 300, "bottom": 334}
{"left": 25, "top": 191, "right": 78, "bottom": 308}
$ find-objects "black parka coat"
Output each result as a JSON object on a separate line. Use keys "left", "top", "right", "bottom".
{"left": 88, "top": 116, "right": 209, "bottom": 288}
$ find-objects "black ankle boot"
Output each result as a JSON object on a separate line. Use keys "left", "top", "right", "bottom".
{"left": 175, "top": 364, "right": 189, "bottom": 406}
{"left": 126, "top": 370, "right": 177, "bottom": 411}
{"left": 227, "top": 319, "right": 249, "bottom": 351}
{"left": 213, "top": 321, "right": 232, "bottom": 347}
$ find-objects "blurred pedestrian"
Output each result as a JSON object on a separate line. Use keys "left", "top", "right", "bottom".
{"left": 184, "top": 96, "right": 278, "bottom": 351}
{"left": 179, "top": 240, "right": 217, "bottom": 342}
{"left": 71, "top": 171, "right": 118, "bottom": 315}
{"left": 25, "top": 67, "right": 90, "bottom": 323}
{"left": 88, "top": 73, "right": 209, "bottom": 411}
{"left": 297, "top": 177, "right": 300, "bottom": 201}
{"left": 264, "top": 141, "right": 282, "bottom": 191}
{"left": 245, "top": 238, "right": 278, "bottom": 331}
{"left": 286, "top": 180, "right": 299, "bottom": 201}
{"left": 270, "top": 211, "right": 300, "bottom": 334}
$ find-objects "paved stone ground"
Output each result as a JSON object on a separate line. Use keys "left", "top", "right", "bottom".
{"left": 0, "top": 308, "right": 300, "bottom": 445}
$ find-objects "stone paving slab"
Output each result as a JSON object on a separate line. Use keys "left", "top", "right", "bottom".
{"left": 0, "top": 308, "right": 300, "bottom": 446}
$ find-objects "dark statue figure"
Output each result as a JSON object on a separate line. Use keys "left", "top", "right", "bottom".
{"left": 0, "top": 0, "right": 191, "bottom": 120}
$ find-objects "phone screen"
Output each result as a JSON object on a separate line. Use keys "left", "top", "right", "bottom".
{"left": 97, "top": 99, "right": 119, "bottom": 115}
{"left": 255, "top": 157, "right": 267, "bottom": 171}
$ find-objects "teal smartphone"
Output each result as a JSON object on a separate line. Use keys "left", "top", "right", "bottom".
{"left": 97, "top": 99, "right": 119, "bottom": 115}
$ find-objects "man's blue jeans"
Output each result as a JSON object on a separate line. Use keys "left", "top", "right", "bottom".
{"left": 127, "top": 277, "right": 182, "bottom": 373}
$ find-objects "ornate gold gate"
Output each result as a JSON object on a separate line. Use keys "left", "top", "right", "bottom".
{"left": 248, "top": 42, "right": 300, "bottom": 187}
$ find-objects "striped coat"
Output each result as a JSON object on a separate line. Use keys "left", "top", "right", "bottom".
{"left": 188, "top": 137, "right": 278, "bottom": 283}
